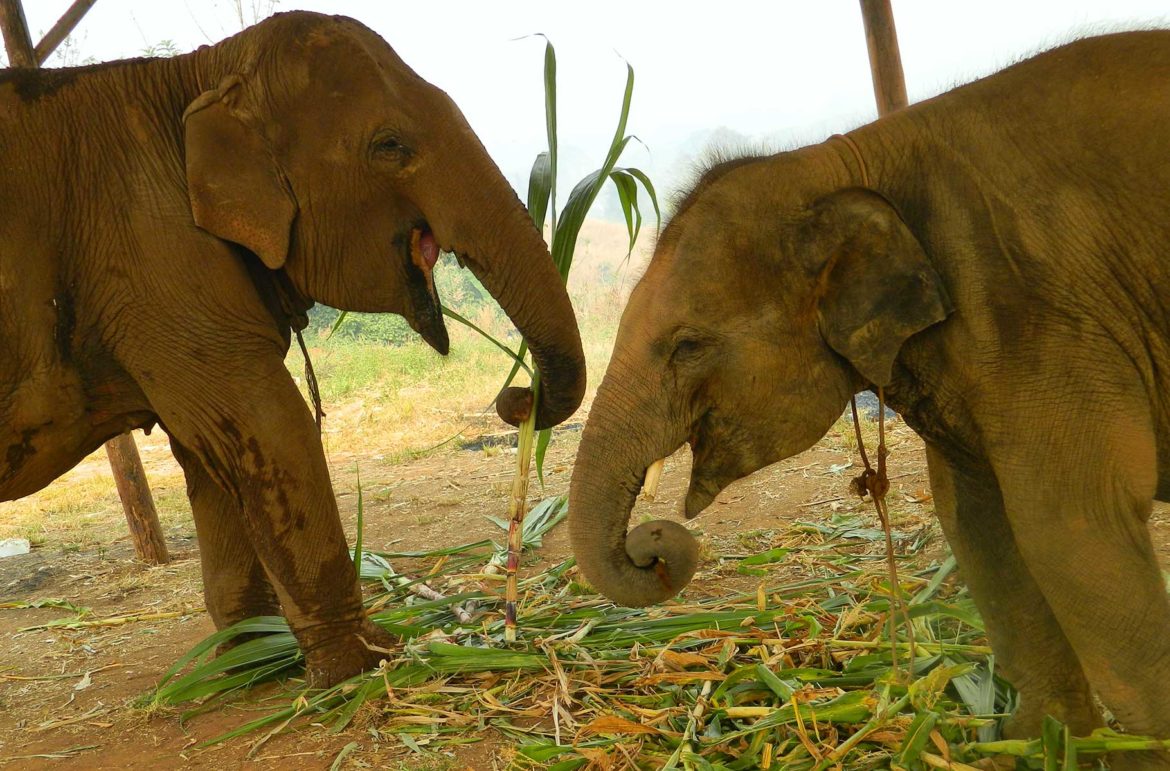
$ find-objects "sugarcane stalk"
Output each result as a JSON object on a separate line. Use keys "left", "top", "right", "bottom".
{"left": 504, "top": 371, "right": 541, "bottom": 642}
{"left": 642, "top": 457, "right": 665, "bottom": 500}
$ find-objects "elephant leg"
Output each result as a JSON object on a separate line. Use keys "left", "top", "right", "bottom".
{"left": 924, "top": 444, "right": 1100, "bottom": 735}
{"left": 993, "top": 411, "right": 1170, "bottom": 763}
{"left": 170, "top": 438, "right": 280, "bottom": 630}
{"left": 129, "top": 339, "right": 392, "bottom": 687}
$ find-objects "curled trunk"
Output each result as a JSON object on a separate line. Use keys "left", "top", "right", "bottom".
{"left": 568, "top": 376, "right": 699, "bottom": 606}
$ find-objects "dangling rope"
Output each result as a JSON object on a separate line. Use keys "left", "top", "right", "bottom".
{"left": 272, "top": 269, "right": 325, "bottom": 434}
{"left": 296, "top": 328, "right": 325, "bottom": 433}
{"left": 850, "top": 388, "right": 916, "bottom": 680}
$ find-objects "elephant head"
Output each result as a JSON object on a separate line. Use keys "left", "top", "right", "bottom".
{"left": 182, "top": 13, "right": 584, "bottom": 429}
{"left": 569, "top": 149, "right": 951, "bottom": 606}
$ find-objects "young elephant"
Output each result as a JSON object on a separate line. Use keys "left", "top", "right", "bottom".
{"left": 569, "top": 31, "right": 1170, "bottom": 760}
{"left": 0, "top": 12, "right": 585, "bottom": 687}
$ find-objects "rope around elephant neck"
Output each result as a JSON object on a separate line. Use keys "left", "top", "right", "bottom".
{"left": 850, "top": 388, "right": 917, "bottom": 680}
{"left": 831, "top": 133, "right": 871, "bottom": 188}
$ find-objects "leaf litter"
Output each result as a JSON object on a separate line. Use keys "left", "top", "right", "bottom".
{"left": 143, "top": 499, "right": 1166, "bottom": 769}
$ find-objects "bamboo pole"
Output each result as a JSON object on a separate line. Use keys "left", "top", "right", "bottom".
{"left": 858, "top": 0, "right": 909, "bottom": 115}
{"left": 1, "top": 0, "right": 167, "bottom": 565}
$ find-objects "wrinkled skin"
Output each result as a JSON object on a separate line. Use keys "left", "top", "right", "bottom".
{"left": 0, "top": 12, "right": 585, "bottom": 687}
{"left": 570, "top": 31, "right": 1170, "bottom": 764}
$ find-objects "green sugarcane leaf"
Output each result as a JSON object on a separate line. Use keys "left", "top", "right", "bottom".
{"left": 519, "top": 742, "right": 575, "bottom": 762}
{"left": 755, "top": 664, "right": 795, "bottom": 701}
{"left": 328, "top": 309, "right": 349, "bottom": 338}
{"left": 741, "top": 548, "right": 790, "bottom": 566}
{"left": 1042, "top": 715, "right": 1064, "bottom": 771}
{"left": 1062, "top": 727, "right": 1078, "bottom": 771}
{"left": 897, "top": 710, "right": 938, "bottom": 764}
{"left": 527, "top": 151, "right": 553, "bottom": 231}
{"left": 441, "top": 307, "right": 530, "bottom": 374}
{"left": 352, "top": 467, "right": 363, "bottom": 576}
{"left": 549, "top": 60, "right": 635, "bottom": 277}
{"left": 912, "top": 554, "right": 957, "bottom": 603}
{"left": 551, "top": 138, "right": 631, "bottom": 278}
{"left": 609, "top": 169, "right": 642, "bottom": 256}
{"left": 543, "top": 38, "right": 558, "bottom": 234}
{"left": 534, "top": 426, "right": 552, "bottom": 485}
{"left": 499, "top": 340, "right": 530, "bottom": 392}
{"left": 625, "top": 166, "right": 661, "bottom": 228}
{"left": 151, "top": 615, "right": 291, "bottom": 695}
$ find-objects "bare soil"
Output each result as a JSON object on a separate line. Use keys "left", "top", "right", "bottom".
{"left": 2, "top": 415, "right": 1169, "bottom": 770}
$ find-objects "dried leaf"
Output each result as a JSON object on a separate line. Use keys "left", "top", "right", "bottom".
{"left": 578, "top": 715, "right": 663, "bottom": 737}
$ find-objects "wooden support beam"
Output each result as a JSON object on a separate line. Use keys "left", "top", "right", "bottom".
{"left": 105, "top": 434, "right": 169, "bottom": 565}
{"left": 1, "top": 0, "right": 168, "bottom": 565}
{"left": 35, "top": 0, "right": 97, "bottom": 65}
{"left": 0, "top": 0, "right": 36, "bottom": 66}
{"left": 858, "top": 0, "right": 909, "bottom": 116}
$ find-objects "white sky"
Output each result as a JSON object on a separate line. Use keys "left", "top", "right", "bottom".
{"left": 8, "top": 1, "right": 1169, "bottom": 198}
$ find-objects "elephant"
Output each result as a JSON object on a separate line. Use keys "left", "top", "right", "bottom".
{"left": 0, "top": 11, "right": 585, "bottom": 688}
{"left": 568, "top": 30, "right": 1170, "bottom": 761}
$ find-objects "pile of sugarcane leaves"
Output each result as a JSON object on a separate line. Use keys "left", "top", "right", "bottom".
{"left": 143, "top": 498, "right": 1161, "bottom": 770}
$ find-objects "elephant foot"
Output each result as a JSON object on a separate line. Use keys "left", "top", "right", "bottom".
{"left": 1002, "top": 689, "right": 1101, "bottom": 739}
{"left": 1105, "top": 750, "right": 1170, "bottom": 771}
{"left": 301, "top": 617, "right": 397, "bottom": 689}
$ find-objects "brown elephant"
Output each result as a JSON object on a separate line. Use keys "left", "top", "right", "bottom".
{"left": 569, "top": 31, "right": 1170, "bottom": 763}
{"left": 0, "top": 11, "right": 585, "bottom": 687}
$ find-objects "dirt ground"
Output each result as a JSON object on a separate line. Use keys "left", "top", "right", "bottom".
{"left": 2, "top": 413, "right": 1169, "bottom": 770}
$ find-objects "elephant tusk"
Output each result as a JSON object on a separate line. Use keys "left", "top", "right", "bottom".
{"left": 641, "top": 457, "right": 666, "bottom": 501}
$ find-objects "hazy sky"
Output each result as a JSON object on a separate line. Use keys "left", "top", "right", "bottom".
{"left": 8, "top": 1, "right": 1169, "bottom": 196}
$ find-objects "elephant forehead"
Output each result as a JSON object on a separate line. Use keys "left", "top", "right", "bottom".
{"left": 261, "top": 18, "right": 420, "bottom": 108}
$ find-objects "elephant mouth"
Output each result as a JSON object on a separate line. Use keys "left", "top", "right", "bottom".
{"left": 405, "top": 223, "right": 449, "bottom": 355}
{"left": 635, "top": 412, "right": 726, "bottom": 520}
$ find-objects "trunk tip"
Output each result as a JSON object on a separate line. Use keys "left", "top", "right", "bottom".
{"left": 496, "top": 386, "right": 534, "bottom": 426}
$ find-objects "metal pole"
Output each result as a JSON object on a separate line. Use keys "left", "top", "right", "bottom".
{"left": 858, "top": 0, "right": 909, "bottom": 116}
{"left": 1, "top": 0, "right": 168, "bottom": 565}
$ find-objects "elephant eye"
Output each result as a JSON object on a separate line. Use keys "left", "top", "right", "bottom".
{"left": 371, "top": 133, "right": 410, "bottom": 158}
{"left": 670, "top": 336, "right": 709, "bottom": 365}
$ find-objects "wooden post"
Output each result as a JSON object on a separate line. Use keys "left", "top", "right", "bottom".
{"left": 104, "top": 434, "right": 169, "bottom": 564}
{"left": 34, "top": 0, "right": 97, "bottom": 65}
{"left": 0, "top": 0, "right": 36, "bottom": 66}
{"left": 1, "top": 0, "right": 168, "bottom": 565}
{"left": 858, "top": 0, "right": 909, "bottom": 116}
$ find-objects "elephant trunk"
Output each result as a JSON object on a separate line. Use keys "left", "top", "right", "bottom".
{"left": 568, "top": 367, "right": 699, "bottom": 606}
{"left": 427, "top": 128, "right": 585, "bottom": 431}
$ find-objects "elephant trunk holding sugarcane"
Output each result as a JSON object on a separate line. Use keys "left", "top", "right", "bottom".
{"left": 569, "top": 31, "right": 1170, "bottom": 762}
{"left": 0, "top": 11, "right": 585, "bottom": 686}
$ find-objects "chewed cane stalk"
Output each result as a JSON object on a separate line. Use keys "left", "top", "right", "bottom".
{"left": 641, "top": 457, "right": 665, "bottom": 501}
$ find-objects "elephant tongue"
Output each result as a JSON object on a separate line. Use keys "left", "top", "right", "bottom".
{"left": 419, "top": 229, "right": 439, "bottom": 269}
{"left": 410, "top": 227, "right": 441, "bottom": 272}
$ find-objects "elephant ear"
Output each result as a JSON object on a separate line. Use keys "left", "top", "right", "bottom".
{"left": 183, "top": 75, "right": 297, "bottom": 270}
{"left": 807, "top": 188, "right": 952, "bottom": 386}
